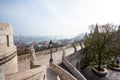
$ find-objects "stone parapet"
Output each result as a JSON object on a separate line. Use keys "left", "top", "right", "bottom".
{"left": 18, "top": 46, "right": 66, "bottom": 63}
{"left": 5, "top": 66, "right": 47, "bottom": 80}
{"left": 62, "top": 58, "right": 86, "bottom": 80}
{"left": 49, "top": 62, "right": 77, "bottom": 80}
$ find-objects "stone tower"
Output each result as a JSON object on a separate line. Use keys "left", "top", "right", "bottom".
{"left": 0, "top": 22, "right": 18, "bottom": 75}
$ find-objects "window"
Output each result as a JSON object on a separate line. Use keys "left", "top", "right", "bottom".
{"left": 6, "top": 35, "right": 9, "bottom": 47}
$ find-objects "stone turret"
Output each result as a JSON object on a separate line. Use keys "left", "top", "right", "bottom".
{"left": 0, "top": 22, "right": 18, "bottom": 75}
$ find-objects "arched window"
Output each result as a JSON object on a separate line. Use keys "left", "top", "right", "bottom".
{"left": 6, "top": 35, "right": 9, "bottom": 47}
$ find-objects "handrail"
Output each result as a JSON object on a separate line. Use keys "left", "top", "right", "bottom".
{"left": 49, "top": 62, "right": 77, "bottom": 80}
{"left": 62, "top": 58, "right": 87, "bottom": 80}
{"left": 62, "top": 49, "right": 86, "bottom": 80}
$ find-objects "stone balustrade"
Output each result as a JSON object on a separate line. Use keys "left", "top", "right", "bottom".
{"left": 5, "top": 66, "right": 47, "bottom": 80}
{"left": 62, "top": 57, "right": 86, "bottom": 80}
{"left": 49, "top": 62, "right": 77, "bottom": 80}
{"left": 18, "top": 44, "right": 79, "bottom": 63}
{"left": 62, "top": 49, "right": 86, "bottom": 80}
{"left": 18, "top": 46, "right": 65, "bottom": 63}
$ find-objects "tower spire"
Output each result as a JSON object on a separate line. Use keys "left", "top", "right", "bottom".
{"left": 94, "top": 24, "right": 99, "bottom": 33}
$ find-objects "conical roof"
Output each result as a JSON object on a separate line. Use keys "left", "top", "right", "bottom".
{"left": 94, "top": 24, "right": 99, "bottom": 33}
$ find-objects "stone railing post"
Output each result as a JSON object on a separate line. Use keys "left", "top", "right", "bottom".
{"left": 72, "top": 43, "right": 77, "bottom": 53}
{"left": 62, "top": 47, "right": 66, "bottom": 59}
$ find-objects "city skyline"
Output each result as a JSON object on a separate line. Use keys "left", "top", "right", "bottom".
{"left": 0, "top": 0, "right": 120, "bottom": 38}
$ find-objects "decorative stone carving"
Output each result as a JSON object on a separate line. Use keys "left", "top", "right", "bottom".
{"left": 28, "top": 45, "right": 38, "bottom": 69}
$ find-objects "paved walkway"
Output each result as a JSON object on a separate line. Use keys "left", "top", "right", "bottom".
{"left": 18, "top": 46, "right": 81, "bottom": 80}
{"left": 81, "top": 66, "right": 120, "bottom": 80}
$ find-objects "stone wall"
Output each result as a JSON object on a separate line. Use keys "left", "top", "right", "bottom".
{"left": 0, "top": 67, "right": 5, "bottom": 80}
{"left": 0, "top": 35, "right": 14, "bottom": 48}
{"left": 49, "top": 62, "right": 77, "bottom": 80}
{"left": 0, "top": 45, "right": 18, "bottom": 75}
{"left": 5, "top": 66, "right": 47, "bottom": 80}
{"left": 0, "top": 22, "right": 14, "bottom": 48}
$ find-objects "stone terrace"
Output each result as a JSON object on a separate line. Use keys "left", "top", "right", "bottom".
{"left": 18, "top": 46, "right": 81, "bottom": 80}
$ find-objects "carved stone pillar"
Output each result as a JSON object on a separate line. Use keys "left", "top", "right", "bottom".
{"left": 28, "top": 45, "right": 37, "bottom": 69}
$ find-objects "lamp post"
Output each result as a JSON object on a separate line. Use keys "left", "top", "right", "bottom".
{"left": 49, "top": 40, "right": 53, "bottom": 62}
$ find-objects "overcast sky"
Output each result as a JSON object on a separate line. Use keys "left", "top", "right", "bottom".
{"left": 0, "top": 0, "right": 120, "bottom": 38}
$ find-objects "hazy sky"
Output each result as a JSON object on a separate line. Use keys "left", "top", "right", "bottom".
{"left": 0, "top": 0, "right": 120, "bottom": 38}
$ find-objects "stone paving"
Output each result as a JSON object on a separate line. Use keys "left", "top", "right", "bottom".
{"left": 81, "top": 66, "right": 120, "bottom": 80}
{"left": 18, "top": 46, "right": 80, "bottom": 80}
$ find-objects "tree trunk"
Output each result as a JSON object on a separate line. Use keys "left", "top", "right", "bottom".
{"left": 98, "top": 52, "right": 101, "bottom": 71}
